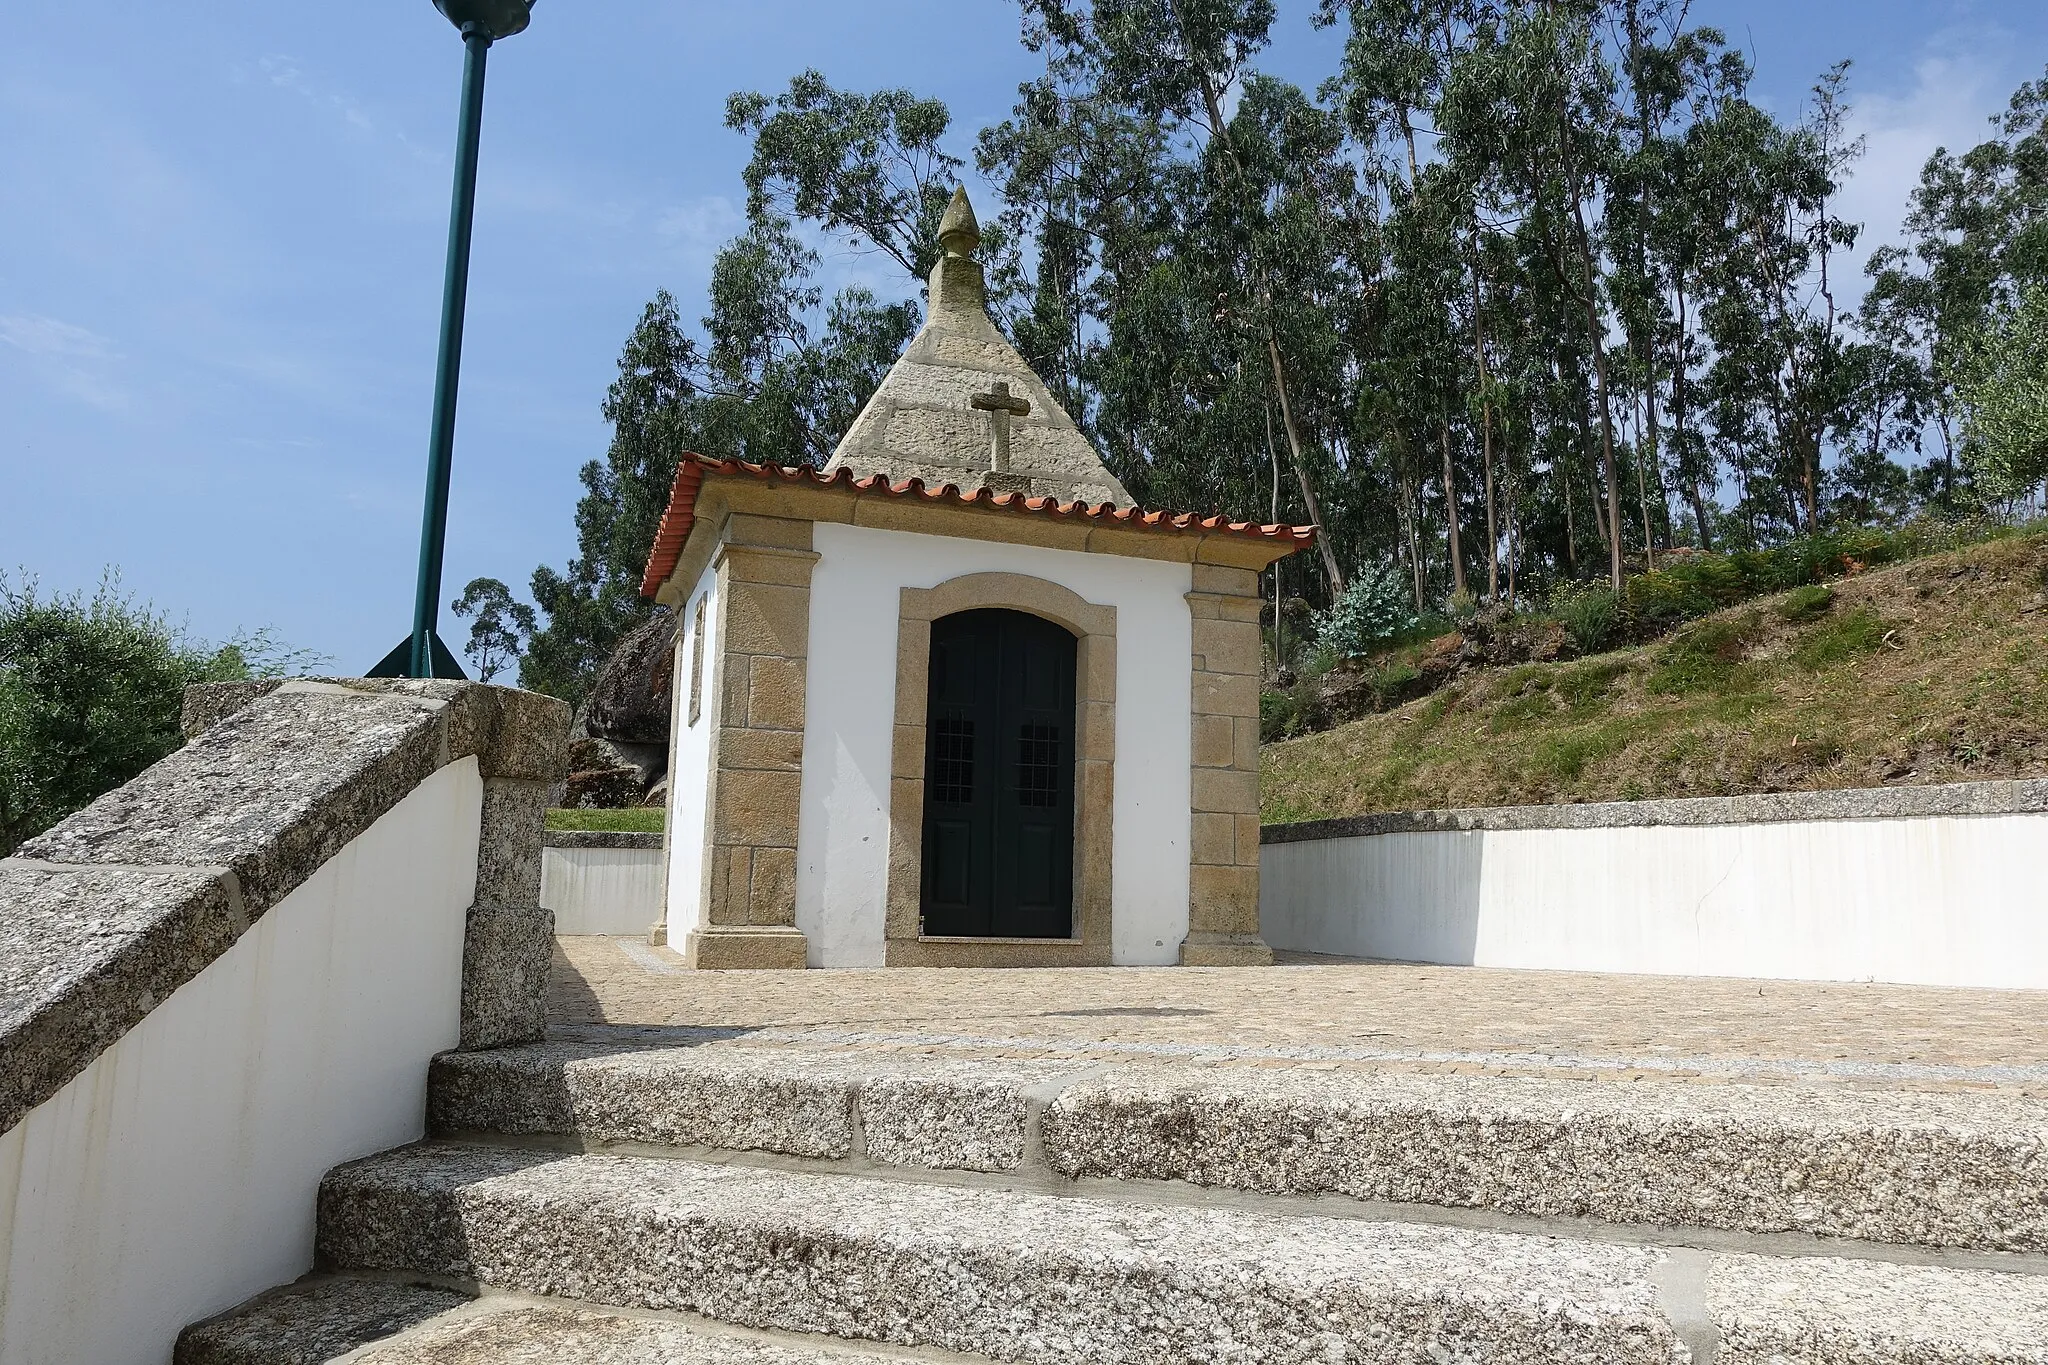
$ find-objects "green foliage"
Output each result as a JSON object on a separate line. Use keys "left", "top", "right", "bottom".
{"left": 1960, "top": 285, "right": 2048, "bottom": 500}
{"left": 727, "top": 71, "right": 962, "bottom": 280}
{"left": 511, "top": 29, "right": 2042, "bottom": 707}
{"left": 1549, "top": 583, "right": 1620, "bottom": 654}
{"left": 1310, "top": 560, "right": 1420, "bottom": 659}
{"left": 451, "top": 578, "right": 535, "bottom": 684}
{"left": 0, "top": 573, "right": 313, "bottom": 856}
{"left": 1556, "top": 658, "right": 1627, "bottom": 709}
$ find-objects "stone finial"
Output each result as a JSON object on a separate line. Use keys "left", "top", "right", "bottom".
{"left": 937, "top": 186, "right": 981, "bottom": 260}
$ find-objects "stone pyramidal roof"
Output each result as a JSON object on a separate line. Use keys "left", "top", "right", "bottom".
{"left": 821, "top": 188, "right": 1134, "bottom": 507}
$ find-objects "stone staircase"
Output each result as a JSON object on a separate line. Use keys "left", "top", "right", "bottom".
{"left": 178, "top": 1027, "right": 2048, "bottom": 1363}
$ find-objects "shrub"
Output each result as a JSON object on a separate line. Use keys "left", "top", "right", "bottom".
{"left": 1311, "top": 561, "right": 1420, "bottom": 660}
{"left": 0, "top": 573, "right": 313, "bottom": 856}
{"left": 1550, "top": 583, "right": 1621, "bottom": 654}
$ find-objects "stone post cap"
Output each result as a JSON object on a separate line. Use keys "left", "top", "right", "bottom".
{"left": 937, "top": 186, "right": 981, "bottom": 259}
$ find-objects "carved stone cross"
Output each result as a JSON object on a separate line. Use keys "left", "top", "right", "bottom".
{"left": 969, "top": 380, "right": 1031, "bottom": 473}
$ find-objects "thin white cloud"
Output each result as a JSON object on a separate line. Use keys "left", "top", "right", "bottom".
{"left": 0, "top": 313, "right": 118, "bottom": 359}
{"left": 0, "top": 313, "right": 129, "bottom": 409}
{"left": 253, "top": 54, "right": 378, "bottom": 135}
{"left": 653, "top": 196, "right": 743, "bottom": 251}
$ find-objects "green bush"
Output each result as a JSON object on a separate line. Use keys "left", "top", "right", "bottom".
{"left": 1312, "top": 561, "right": 1420, "bottom": 660}
{"left": 1550, "top": 583, "right": 1621, "bottom": 653}
{"left": 0, "top": 574, "right": 312, "bottom": 856}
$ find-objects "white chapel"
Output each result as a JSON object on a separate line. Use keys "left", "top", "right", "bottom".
{"left": 639, "top": 188, "right": 1312, "bottom": 969}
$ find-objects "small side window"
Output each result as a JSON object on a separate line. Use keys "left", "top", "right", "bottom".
{"left": 687, "top": 596, "right": 707, "bottom": 726}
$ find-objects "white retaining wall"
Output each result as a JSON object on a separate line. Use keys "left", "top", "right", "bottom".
{"left": 0, "top": 760, "right": 482, "bottom": 1365}
{"left": 543, "top": 842, "right": 666, "bottom": 936}
{"left": 1261, "top": 787, "right": 2048, "bottom": 989}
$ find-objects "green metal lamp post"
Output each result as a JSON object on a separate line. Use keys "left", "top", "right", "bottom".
{"left": 371, "top": 0, "right": 536, "bottom": 679}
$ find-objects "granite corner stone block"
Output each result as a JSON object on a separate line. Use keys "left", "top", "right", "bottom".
{"left": 174, "top": 1277, "right": 472, "bottom": 1365}
{"left": 0, "top": 861, "right": 239, "bottom": 1136}
{"left": 475, "top": 780, "right": 550, "bottom": 906}
{"left": 459, "top": 902, "right": 555, "bottom": 1050}
{"left": 444, "top": 686, "right": 572, "bottom": 783}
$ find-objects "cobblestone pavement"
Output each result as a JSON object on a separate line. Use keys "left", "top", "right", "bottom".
{"left": 550, "top": 937, "right": 2048, "bottom": 1094}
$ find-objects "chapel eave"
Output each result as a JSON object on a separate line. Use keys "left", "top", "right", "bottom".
{"left": 639, "top": 456, "right": 1316, "bottom": 604}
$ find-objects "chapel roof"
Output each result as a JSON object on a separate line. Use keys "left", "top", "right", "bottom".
{"left": 638, "top": 457, "right": 1315, "bottom": 599}
{"left": 819, "top": 188, "right": 1133, "bottom": 507}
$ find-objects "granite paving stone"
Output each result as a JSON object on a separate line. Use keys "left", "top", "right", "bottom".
{"left": 549, "top": 937, "right": 2048, "bottom": 1092}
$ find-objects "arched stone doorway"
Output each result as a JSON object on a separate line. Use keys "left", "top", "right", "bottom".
{"left": 887, "top": 572, "right": 1117, "bottom": 966}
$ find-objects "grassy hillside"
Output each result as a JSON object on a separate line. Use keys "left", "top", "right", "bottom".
{"left": 1262, "top": 529, "right": 2048, "bottom": 823}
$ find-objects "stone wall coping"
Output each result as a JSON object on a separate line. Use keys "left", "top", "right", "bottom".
{"left": 0, "top": 679, "right": 569, "bottom": 1139}
{"left": 544, "top": 831, "right": 664, "bottom": 851}
{"left": 1261, "top": 777, "right": 2048, "bottom": 844}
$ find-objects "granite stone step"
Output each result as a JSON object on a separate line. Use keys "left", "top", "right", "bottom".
{"left": 175, "top": 1276, "right": 980, "bottom": 1364}
{"left": 429, "top": 1034, "right": 2048, "bottom": 1251}
{"left": 315, "top": 1142, "right": 2048, "bottom": 1365}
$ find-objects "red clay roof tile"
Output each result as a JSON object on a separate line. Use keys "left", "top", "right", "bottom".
{"left": 639, "top": 456, "right": 1315, "bottom": 598}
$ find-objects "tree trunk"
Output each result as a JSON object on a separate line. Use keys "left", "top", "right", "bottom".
{"left": 1440, "top": 426, "right": 1467, "bottom": 598}
{"left": 1471, "top": 235, "right": 1499, "bottom": 601}
{"left": 1673, "top": 272, "right": 1713, "bottom": 550}
{"left": 1267, "top": 336, "right": 1347, "bottom": 595}
{"left": 1560, "top": 103, "right": 1625, "bottom": 588}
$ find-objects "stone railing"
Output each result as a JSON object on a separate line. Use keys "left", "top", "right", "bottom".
{"left": 0, "top": 678, "right": 567, "bottom": 1365}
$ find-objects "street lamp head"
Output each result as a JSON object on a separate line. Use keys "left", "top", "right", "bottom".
{"left": 433, "top": 0, "right": 534, "bottom": 40}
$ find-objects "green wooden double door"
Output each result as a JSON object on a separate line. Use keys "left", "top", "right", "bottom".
{"left": 920, "top": 608, "right": 1077, "bottom": 939}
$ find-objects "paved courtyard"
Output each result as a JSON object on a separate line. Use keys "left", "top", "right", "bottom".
{"left": 551, "top": 937, "right": 2048, "bottom": 1095}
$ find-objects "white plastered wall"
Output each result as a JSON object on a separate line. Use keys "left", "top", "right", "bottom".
{"left": 0, "top": 759, "right": 482, "bottom": 1365}
{"left": 800, "top": 522, "right": 1194, "bottom": 967}
{"left": 542, "top": 846, "right": 667, "bottom": 935}
{"left": 661, "top": 557, "right": 720, "bottom": 940}
{"left": 1261, "top": 812, "right": 2048, "bottom": 988}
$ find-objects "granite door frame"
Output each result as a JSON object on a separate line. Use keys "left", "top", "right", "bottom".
{"left": 886, "top": 572, "right": 1116, "bottom": 967}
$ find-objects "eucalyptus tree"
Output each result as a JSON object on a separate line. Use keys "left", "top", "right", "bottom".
{"left": 990, "top": 0, "right": 1351, "bottom": 594}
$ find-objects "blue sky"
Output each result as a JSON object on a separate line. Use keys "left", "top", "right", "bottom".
{"left": 3, "top": 1, "right": 2043, "bottom": 671}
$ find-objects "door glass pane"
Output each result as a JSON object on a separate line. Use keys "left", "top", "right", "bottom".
{"left": 932, "top": 715, "right": 975, "bottom": 804}
{"left": 1015, "top": 722, "right": 1060, "bottom": 808}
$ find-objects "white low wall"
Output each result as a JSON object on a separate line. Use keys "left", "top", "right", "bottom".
{"left": 1261, "top": 782, "right": 2048, "bottom": 989}
{"left": 0, "top": 760, "right": 482, "bottom": 1365}
{"left": 542, "top": 839, "right": 665, "bottom": 936}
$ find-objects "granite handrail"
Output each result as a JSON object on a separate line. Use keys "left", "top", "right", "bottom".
{"left": 0, "top": 679, "right": 568, "bottom": 1139}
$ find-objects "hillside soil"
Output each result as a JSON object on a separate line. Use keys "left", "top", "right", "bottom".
{"left": 1262, "top": 530, "right": 2048, "bottom": 823}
